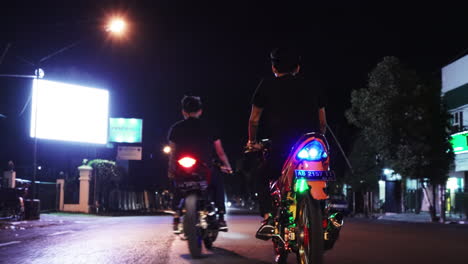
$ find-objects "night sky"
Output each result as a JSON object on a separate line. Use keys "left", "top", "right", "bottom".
{"left": 1, "top": 1, "right": 467, "bottom": 187}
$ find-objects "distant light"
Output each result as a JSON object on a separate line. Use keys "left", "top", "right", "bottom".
{"left": 34, "top": 68, "right": 45, "bottom": 79}
{"left": 163, "top": 146, "right": 171, "bottom": 154}
{"left": 37, "top": 166, "right": 42, "bottom": 170}
{"left": 107, "top": 18, "right": 126, "bottom": 35}
{"left": 447, "top": 177, "right": 459, "bottom": 191}
{"left": 226, "top": 202, "right": 232, "bottom": 207}
{"left": 383, "top": 168, "right": 393, "bottom": 176}
{"left": 254, "top": 193, "right": 258, "bottom": 197}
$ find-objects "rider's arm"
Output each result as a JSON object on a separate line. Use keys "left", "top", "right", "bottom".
{"left": 319, "top": 107, "right": 327, "bottom": 134}
{"left": 214, "top": 139, "right": 232, "bottom": 171}
{"left": 248, "top": 105, "right": 263, "bottom": 143}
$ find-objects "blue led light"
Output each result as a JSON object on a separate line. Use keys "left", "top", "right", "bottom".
{"left": 298, "top": 149, "right": 309, "bottom": 159}
{"left": 308, "top": 148, "right": 320, "bottom": 159}
{"left": 296, "top": 140, "right": 327, "bottom": 161}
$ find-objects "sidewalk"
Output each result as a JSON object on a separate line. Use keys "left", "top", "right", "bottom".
{"left": 376, "top": 212, "right": 467, "bottom": 224}
{"left": 0, "top": 213, "right": 100, "bottom": 231}
{"left": 0, "top": 210, "right": 172, "bottom": 231}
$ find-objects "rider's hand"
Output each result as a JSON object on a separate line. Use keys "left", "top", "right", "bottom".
{"left": 220, "top": 165, "right": 233, "bottom": 174}
{"left": 245, "top": 140, "right": 262, "bottom": 152}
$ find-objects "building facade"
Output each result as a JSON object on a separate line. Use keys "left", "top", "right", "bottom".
{"left": 442, "top": 54, "right": 468, "bottom": 212}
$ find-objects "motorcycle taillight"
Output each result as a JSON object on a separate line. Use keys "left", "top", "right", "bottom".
{"left": 178, "top": 157, "right": 197, "bottom": 168}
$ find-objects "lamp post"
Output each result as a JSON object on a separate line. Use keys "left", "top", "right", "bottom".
{"left": 0, "top": 15, "right": 130, "bottom": 200}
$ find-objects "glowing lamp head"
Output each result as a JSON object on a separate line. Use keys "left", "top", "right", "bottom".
{"left": 178, "top": 157, "right": 197, "bottom": 168}
{"left": 107, "top": 18, "right": 127, "bottom": 36}
{"left": 163, "top": 146, "right": 171, "bottom": 154}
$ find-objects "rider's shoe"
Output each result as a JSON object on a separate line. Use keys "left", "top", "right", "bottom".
{"left": 218, "top": 215, "right": 228, "bottom": 232}
{"left": 255, "top": 217, "right": 275, "bottom": 240}
{"left": 173, "top": 217, "right": 181, "bottom": 234}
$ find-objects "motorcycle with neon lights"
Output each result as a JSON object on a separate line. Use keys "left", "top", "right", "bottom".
{"left": 246, "top": 132, "right": 343, "bottom": 264}
{"left": 172, "top": 156, "right": 224, "bottom": 258}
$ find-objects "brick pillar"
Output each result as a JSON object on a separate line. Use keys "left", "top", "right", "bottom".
{"left": 56, "top": 179, "right": 65, "bottom": 211}
{"left": 78, "top": 165, "right": 92, "bottom": 213}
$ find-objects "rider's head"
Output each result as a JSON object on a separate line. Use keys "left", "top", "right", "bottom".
{"left": 270, "top": 48, "right": 301, "bottom": 77}
{"left": 181, "top": 95, "right": 203, "bottom": 119}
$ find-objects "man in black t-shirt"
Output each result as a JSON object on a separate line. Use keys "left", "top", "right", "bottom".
{"left": 247, "top": 48, "right": 327, "bottom": 238}
{"left": 168, "top": 96, "right": 232, "bottom": 231}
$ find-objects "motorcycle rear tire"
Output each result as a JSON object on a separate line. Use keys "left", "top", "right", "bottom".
{"left": 184, "top": 194, "right": 202, "bottom": 258}
{"left": 296, "top": 194, "right": 324, "bottom": 264}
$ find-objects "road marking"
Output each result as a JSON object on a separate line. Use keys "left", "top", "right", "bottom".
{"left": 48, "top": 231, "right": 75, "bottom": 236}
{"left": 0, "top": 241, "right": 21, "bottom": 247}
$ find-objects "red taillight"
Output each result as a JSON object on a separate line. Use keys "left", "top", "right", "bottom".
{"left": 178, "top": 157, "right": 197, "bottom": 168}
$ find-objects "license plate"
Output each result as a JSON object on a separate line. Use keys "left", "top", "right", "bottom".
{"left": 295, "top": 170, "right": 335, "bottom": 181}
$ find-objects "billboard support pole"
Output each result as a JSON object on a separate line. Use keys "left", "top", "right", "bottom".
{"left": 32, "top": 67, "right": 40, "bottom": 200}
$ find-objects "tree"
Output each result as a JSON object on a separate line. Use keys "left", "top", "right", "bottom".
{"left": 344, "top": 134, "right": 381, "bottom": 192}
{"left": 346, "top": 57, "right": 454, "bottom": 221}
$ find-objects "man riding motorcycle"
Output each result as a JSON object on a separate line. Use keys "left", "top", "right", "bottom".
{"left": 247, "top": 48, "right": 328, "bottom": 238}
{"left": 168, "top": 95, "right": 232, "bottom": 231}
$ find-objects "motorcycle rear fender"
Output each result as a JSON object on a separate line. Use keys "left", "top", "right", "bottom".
{"left": 277, "top": 135, "right": 330, "bottom": 200}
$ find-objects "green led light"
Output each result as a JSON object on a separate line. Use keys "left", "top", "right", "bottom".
{"left": 295, "top": 178, "right": 309, "bottom": 193}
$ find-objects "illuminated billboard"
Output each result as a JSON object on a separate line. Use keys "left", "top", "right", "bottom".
{"left": 109, "top": 118, "right": 143, "bottom": 143}
{"left": 30, "top": 79, "right": 109, "bottom": 144}
{"left": 450, "top": 131, "right": 468, "bottom": 154}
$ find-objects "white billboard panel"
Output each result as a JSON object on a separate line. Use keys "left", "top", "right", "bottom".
{"left": 442, "top": 55, "right": 468, "bottom": 93}
{"left": 30, "top": 79, "right": 109, "bottom": 144}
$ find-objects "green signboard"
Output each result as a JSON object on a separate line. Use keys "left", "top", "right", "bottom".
{"left": 451, "top": 131, "right": 468, "bottom": 154}
{"left": 109, "top": 118, "right": 143, "bottom": 143}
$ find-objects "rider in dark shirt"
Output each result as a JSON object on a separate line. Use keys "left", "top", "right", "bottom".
{"left": 168, "top": 96, "right": 232, "bottom": 231}
{"left": 247, "top": 48, "right": 328, "bottom": 237}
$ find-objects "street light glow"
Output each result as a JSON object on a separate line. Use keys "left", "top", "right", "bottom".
{"left": 107, "top": 17, "right": 126, "bottom": 35}
{"left": 163, "top": 146, "right": 171, "bottom": 154}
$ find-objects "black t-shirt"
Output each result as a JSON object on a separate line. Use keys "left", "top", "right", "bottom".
{"left": 251, "top": 74, "right": 326, "bottom": 153}
{"left": 167, "top": 117, "right": 219, "bottom": 163}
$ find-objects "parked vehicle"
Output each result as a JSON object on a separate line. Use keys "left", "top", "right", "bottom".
{"left": 246, "top": 133, "right": 343, "bottom": 264}
{"left": 328, "top": 194, "right": 350, "bottom": 216}
{"left": 0, "top": 188, "right": 25, "bottom": 221}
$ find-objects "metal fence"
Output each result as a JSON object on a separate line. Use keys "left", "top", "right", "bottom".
{"left": 37, "top": 182, "right": 57, "bottom": 212}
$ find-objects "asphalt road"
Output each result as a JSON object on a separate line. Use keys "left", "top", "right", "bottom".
{"left": 1, "top": 214, "right": 467, "bottom": 264}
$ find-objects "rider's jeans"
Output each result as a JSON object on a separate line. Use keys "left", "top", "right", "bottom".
{"left": 208, "top": 168, "right": 226, "bottom": 214}
{"left": 255, "top": 144, "right": 290, "bottom": 218}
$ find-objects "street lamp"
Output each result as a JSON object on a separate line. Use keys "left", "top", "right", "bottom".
{"left": 163, "top": 146, "right": 172, "bottom": 155}
{"left": 106, "top": 17, "right": 127, "bottom": 36}
{"left": 0, "top": 15, "right": 131, "bottom": 200}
